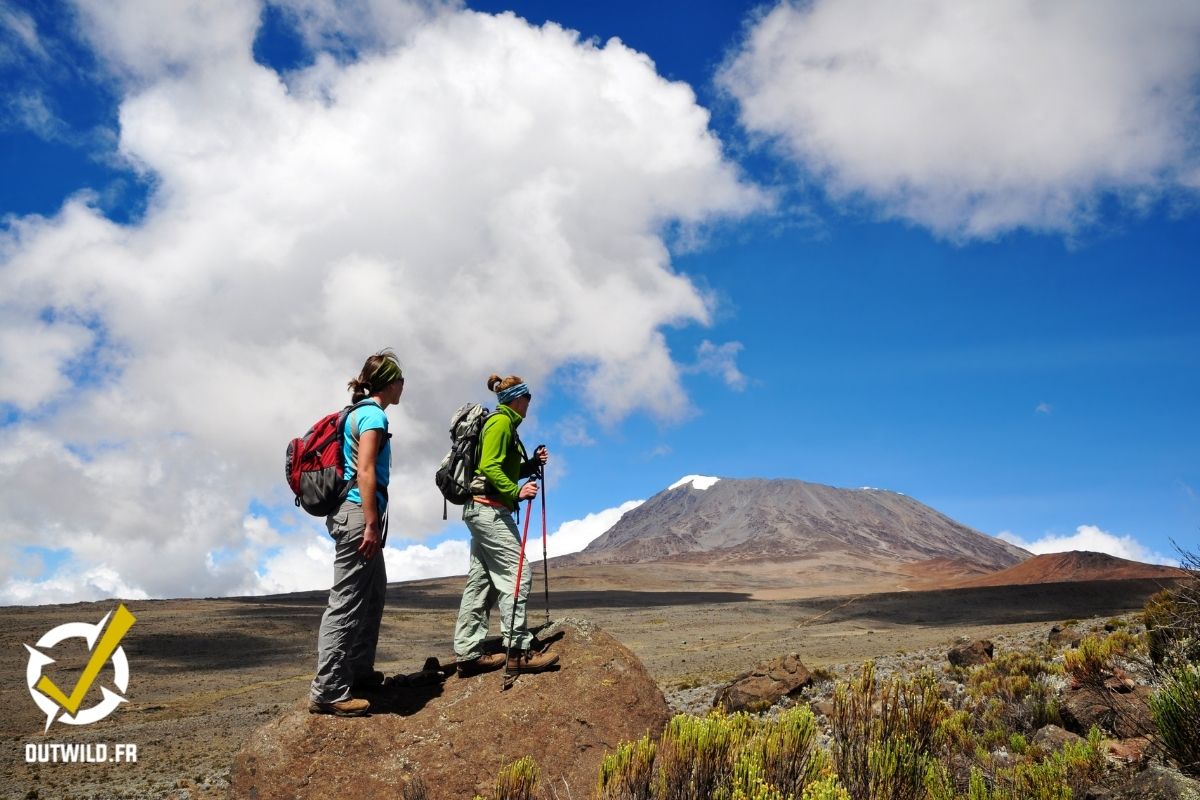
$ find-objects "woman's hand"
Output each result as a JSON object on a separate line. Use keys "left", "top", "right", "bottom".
{"left": 358, "top": 523, "right": 382, "bottom": 560}
{"left": 518, "top": 480, "right": 539, "bottom": 501}
{"left": 535, "top": 445, "right": 550, "bottom": 465}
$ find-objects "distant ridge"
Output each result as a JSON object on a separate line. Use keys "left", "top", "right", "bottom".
{"left": 562, "top": 477, "right": 1029, "bottom": 574}
{"left": 952, "top": 550, "right": 1186, "bottom": 588}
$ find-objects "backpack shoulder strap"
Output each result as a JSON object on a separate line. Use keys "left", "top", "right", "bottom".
{"left": 344, "top": 398, "right": 380, "bottom": 468}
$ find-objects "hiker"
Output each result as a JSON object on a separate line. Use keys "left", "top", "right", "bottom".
{"left": 453, "top": 374, "right": 559, "bottom": 677}
{"left": 309, "top": 350, "right": 405, "bottom": 716}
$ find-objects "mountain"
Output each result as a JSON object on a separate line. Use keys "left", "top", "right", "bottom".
{"left": 952, "top": 550, "right": 1186, "bottom": 587}
{"left": 563, "top": 476, "right": 1029, "bottom": 572}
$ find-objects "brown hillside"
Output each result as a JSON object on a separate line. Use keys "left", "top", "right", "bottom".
{"left": 952, "top": 550, "right": 1185, "bottom": 588}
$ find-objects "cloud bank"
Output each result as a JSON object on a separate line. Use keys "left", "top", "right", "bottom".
{"left": 0, "top": 1, "right": 761, "bottom": 604}
{"left": 998, "top": 524, "right": 1175, "bottom": 566}
{"left": 719, "top": 0, "right": 1200, "bottom": 238}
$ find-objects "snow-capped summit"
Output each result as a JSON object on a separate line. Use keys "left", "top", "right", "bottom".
{"left": 667, "top": 475, "right": 721, "bottom": 491}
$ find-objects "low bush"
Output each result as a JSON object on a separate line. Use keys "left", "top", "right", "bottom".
{"left": 831, "top": 661, "right": 948, "bottom": 800}
{"left": 963, "top": 651, "right": 1062, "bottom": 735}
{"left": 654, "top": 712, "right": 749, "bottom": 800}
{"left": 927, "top": 727, "right": 1104, "bottom": 800}
{"left": 594, "top": 706, "right": 834, "bottom": 800}
{"left": 1142, "top": 543, "right": 1200, "bottom": 669}
{"left": 494, "top": 755, "right": 540, "bottom": 800}
{"left": 1149, "top": 662, "right": 1200, "bottom": 776}
{"left": 598, "top": 734, "right": 657, "bottom": 800}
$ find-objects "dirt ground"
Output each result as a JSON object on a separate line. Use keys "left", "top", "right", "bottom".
{"left": 0, "top": 574, "right": 1173, "bottom": 800}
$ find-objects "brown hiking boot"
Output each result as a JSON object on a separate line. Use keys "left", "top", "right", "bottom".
{"left": 457, "top": 652, "right": 506, "bottom": 677}
{"left": 308, "top": 697, "right": 370, "bottom": 717}
{"left": 506, "top": 649, "right": 559, "bottom": 673}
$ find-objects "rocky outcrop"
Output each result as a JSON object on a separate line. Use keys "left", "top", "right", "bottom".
{"left": 230, "top": 619, "right": 669, "bottom": 800}
{"left": 713, "top": 653, "right": 813, "bottom": 713}
{"left": 1104, "top": 763, "right": 1200, "bottom": 800}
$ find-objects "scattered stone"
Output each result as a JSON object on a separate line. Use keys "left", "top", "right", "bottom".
{"left": 713, "top": 653, "right": 813, "bottom": 713}
{"left": 229, "top": 619, "right": 669, "bottom": 800}
{"left": 1105, "top": 736, "right": 1152, "bottom": 766}
{"left": 1103, "top": 667, "right": 1137, "bottom": 693}
{"left": 1032, "top": 724, "right": 1084, "bottom": 752}
{"left": 810, "top": 699, "right": 835, "bottom": 719}
{"left": 1049, "top": 625, "right": 1084, "bottom": 648}
{"left": 947, "top": 639, "right": 994, "bottom": 667}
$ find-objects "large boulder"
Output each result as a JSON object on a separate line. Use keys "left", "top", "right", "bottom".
{"left": 713, "top": 652, "right": 813, "bottom": 713}
{"left": 1059, "top": 685, "right": 1155, "bottom": 740}
{"left": 230, "top": 618, "right": 669, "bottom": 800}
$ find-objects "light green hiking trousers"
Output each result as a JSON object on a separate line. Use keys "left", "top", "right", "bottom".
{"left": 453, "top": 502, "right": 534, "bottom": 659}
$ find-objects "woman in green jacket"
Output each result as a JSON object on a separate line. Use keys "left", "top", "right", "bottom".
{"left": 453, "top": 373, "right": 559, "bottom": 676}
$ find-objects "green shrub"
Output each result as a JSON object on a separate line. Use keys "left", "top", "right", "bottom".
{"left": 728, "top": 749, "right": 784, "bottom": 800}
{"left": 494, "top": 755, "right": 540, "bottom": 800}
{"left": 598, "top": 735, "right": 657, "bottom": 800}
{"left": 800, "top": 776, "right": 852, "bottom": 800}
{"left": 1062, "top": 635, "right": 1113, "bottom": 687}
{"left": 965, "top": 651, "right": 1062, "bottom": 734}
{"left": 949, "top": 728, "right": 1105, "bottom": 800}
{"left": 1149, "top": 662, "right": 1200, "bottom": 775}
{"left": 831, "top": 662, "right": 947, "bottom": 800}
{"left": 1145, "top": 588, "right": 1200, "bottom": 668}
{"left": 748, "top": 705, "right": 827, "bottom": 797}
{"left": 654, "top": 712, "right": 748, "bottom": 800}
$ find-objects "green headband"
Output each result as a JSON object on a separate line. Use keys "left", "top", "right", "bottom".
{"left": 371, "top": 359, "right": 404, "bottom": 389}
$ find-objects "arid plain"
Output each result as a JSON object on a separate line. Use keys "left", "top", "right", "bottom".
{"left": 0, "top": 563, "right": 1175, "bottom": 800}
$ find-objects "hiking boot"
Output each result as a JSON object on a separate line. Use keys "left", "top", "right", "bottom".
{"left": 457, "top": 652, "right": 506, "bottom": 677}
{"left": 506, "top": 649, "right": 559, "bottom": 673}
{"left": 308, "top": 697, "right": 370, "bottom": 717}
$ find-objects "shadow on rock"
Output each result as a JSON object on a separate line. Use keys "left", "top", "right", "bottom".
{"left": 230, "top": 617, "right": 670, "bottom": 800}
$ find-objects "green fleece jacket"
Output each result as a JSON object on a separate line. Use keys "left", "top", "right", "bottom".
{"left": 475, "top": 404, "right": 537, "bottom": 511}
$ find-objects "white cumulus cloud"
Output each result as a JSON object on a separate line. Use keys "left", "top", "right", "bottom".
{"left": 0, "top": 2, "right": 762, "bottom": 604}
{"left": 998, "top": 524, "right": 1175, "bottom": 565}
{"left": 719, "top": 0, "right": 1200, "bottom": 238}
{"left": 543, "top": 499, "right": 643, "bottom": 558}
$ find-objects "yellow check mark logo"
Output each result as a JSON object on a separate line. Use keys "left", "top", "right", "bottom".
{"left": 35, "top": 603, "right": 136, "bottom": 716}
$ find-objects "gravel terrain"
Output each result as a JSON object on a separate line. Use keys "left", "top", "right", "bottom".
{"left": 0, "top": 576, "right": 1172, "bottom": 799}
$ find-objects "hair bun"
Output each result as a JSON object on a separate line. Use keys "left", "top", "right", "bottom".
{"left": 486, "top": 374, "right": 502, "bottom": 392}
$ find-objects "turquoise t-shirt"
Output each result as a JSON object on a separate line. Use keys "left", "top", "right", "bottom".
{"left": 343, "top": 401, "right": 390, "bottom": 509}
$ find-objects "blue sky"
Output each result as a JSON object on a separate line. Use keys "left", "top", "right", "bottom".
{"left": 1, "top": 0, "right": 1197, "bottom": 604}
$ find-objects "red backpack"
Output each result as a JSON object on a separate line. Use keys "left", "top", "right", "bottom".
{"left": 285, "top": 399, "right": 375, "bottom": 516}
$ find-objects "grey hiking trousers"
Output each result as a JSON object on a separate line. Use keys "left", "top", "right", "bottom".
{"left": 310, "top": 501, "right": 386, "bottom": 704}
{"left": 453, "top": 502, "right": 534, "bottom": 659}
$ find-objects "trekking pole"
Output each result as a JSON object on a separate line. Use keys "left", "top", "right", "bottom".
{"left": 537, "top": 447, "right": 551, "bottom": 626}
{"left": 502, "top": 483, "right": 536, "bottom": 692}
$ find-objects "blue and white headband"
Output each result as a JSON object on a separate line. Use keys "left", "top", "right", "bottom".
{"left": 496, "top": 382, "right": 531, "bottom": 405}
